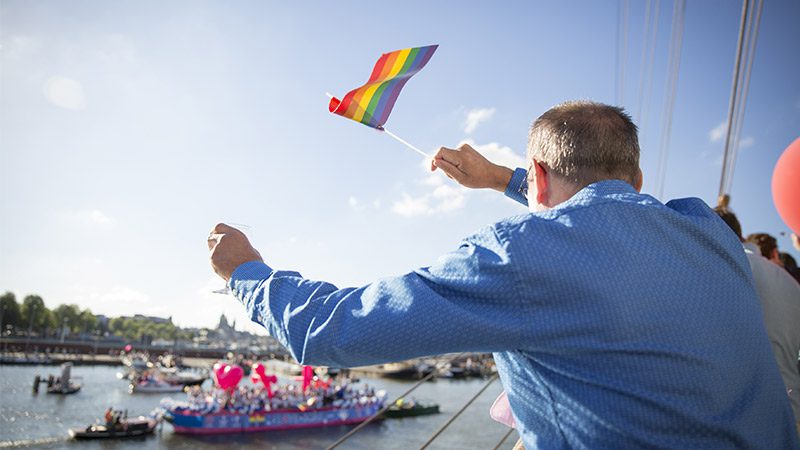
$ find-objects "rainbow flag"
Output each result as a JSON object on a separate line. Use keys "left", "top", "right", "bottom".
{"left": 328, "top": 45, "right": 438, "bottom": 130}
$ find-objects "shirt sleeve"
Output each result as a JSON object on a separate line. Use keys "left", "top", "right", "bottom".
{"left": 504, "top": 168, "right": 529, "bottom": 207}
{"left": 228, "top": 225, "right": 526, "bottom": 368}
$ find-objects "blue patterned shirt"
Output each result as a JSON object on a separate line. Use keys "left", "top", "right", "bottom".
{"left": 230, "top": 174, "right": 798, "bottom": 449}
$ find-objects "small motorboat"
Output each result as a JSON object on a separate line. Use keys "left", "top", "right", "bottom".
{"left": 130, "top": 378, "right": 185, "bottom": 393}
{"left": 48, "top": 382, "right": 81, "bottom": 394}
{"left": 382, "top": 398, "right": 439, "bottom": 418}
{"left": 69, "top": 416, "right": 157, "bottom": 439}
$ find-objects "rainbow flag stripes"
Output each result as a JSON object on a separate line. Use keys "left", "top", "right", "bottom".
{"left": 328, "top": 45, "right": 438, "bottom": 129}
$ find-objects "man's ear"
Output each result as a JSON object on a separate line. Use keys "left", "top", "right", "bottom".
{"left": 633, "top": 168, "right": 643, "bottom": 192}
{"left": 771, "top": 248, "right": 782, "bottom": 264}
{"left": 533, "top": 160, "right": 549, "bottom": 206}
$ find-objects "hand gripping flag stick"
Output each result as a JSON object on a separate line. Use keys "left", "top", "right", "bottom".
{"left": 327, "top": 44, "right": 438, "bottom": 159}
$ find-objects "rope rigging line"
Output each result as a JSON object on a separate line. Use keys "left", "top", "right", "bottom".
{"left": 654, "top": 0, "right": 686, "bottom": 200}
{"left": 616, "top": 0, "right": 631, "bottom": 105}
{"left": 635, "top": 0, "right": 661, "bottom": 140}
{"left": 325, "top": 353, "right": 467, "bottom": 450}
{"left": 635, "top": 0, "right": 654, "bottom": 123}
{"left": 491, "top": 427, "right": 517, "bottom": 450}
{"left": 718, "top": 0, "right": 752, "bottom": 199}
{"left": 418, "top": 373, "right": 499, "bottom": 450}
{"left": 722, "top": 0, "right": 763, "bottom": 196}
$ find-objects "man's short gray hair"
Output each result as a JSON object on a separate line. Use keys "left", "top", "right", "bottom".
{"left": 527, "top": 100, "right": 640, "bottom": 187}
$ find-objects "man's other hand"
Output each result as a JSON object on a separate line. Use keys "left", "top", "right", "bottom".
{"left": 430, "top": 143, "right": 513, "bottom": 192}
{"left": 208, "top": 223, "right": 263, "bottom": 281}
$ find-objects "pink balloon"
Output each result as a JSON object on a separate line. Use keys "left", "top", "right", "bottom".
{"left": 250, "top": 373, "right": 260, "bottom": 384}
{"left": 772, "top": 137, "right": 800, "bottom": 235}
{"left": 213, "top": 362, "right": 243, "bottom": 389}
{"left": 217, "top": 365, "right": 243, "bottom": 390}
{"left": 124, "top": 344, "right": 132, "bottom": 352}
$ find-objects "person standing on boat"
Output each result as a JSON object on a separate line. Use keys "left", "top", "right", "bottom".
{"left": 104, "top": 407, "right": 113, "bottom": 428}
{"left": 208, "top": 101, "right": 798, "bottom": 449}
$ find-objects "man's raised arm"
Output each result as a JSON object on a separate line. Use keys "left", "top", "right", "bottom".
{"left": 208, "top": 223, "right": 529, "bottom": 368}
{"left": 431, "top": 144, "right": 529, "bottom": 206}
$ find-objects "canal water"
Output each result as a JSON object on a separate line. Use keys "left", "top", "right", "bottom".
{"left": 0, "top": 365, "right": 516, "bottom": 449}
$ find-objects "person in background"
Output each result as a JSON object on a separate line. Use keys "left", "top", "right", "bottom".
{"left": 779, "top": 252, "right": 800, "bottom": 284}
{"left": 746, "top": 232, "right": 784, "bottom": 266}
{"left": 714, "top": 207, "right": 800, "bottom": 428}
{"left": 210, "top": 101, "right": 798, "bottom": 448}
{"left": 104, "top": 407, "right": 113, "bottom": 428}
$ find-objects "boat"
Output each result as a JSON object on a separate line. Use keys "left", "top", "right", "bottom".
{"left": 48, "top": 383, "right": 81, "bottom": 394}
{"left": 130, "top": 378, "right": 185, "bottom": 393}
{"left": 69, "top": 416, "right": 157, "bottom": 439}
{"left": 160, "top": 379, "right": 386, "bottom": 434}
{"left": 382, "top": 398, "right": 440, "bottom": 418}
{"left": 36, "top": 363, "right": 81, "bottom": 395}
{"left": 379, "top": 361, "right": 434, "bottom": 380}
{"left": 162, "top": 368, "right": 207, "bottom": 387}
{"left": 165, "top": 403, "right": 384, "bottom": 434}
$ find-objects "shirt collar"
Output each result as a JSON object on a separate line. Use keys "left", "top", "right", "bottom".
{"left": 561, "top": 179, "right": 643, "bottom": 207}
{"left": 742, "top": 242, "right": 760, "bottom": 254}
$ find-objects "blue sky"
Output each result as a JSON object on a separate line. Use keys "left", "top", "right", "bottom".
{"left": 1, "top": 1, "right": 798, "bottom": 332}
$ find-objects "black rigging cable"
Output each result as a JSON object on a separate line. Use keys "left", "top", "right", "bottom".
{"left": 418, "top": 374, "right": 499, "bottom": 450}
{"left": 616, "top": 0, "right": 631, "bottom": 105}
{"left": 718, "top": 0, "right": 752, "bottom": 199}
{"left": 722, "top": 0, "right": 763, "bottom": 196}
{"left": 635, "top": 0, "right": 654, "bottom": 123}
{"left": 654, "top": 0, "right": 687, "bottom": 199}
{"left": 636, "top": 0, "right": 661, "bottom": 139}
{"left": 326, "top": 353, "right": 466, "bottom": 450}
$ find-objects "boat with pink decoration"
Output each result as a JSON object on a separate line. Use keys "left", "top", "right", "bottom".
{"left": 163, "top": 401, "right": 384, "bottom": 434}
{"left": 159, "top": 362, "right": 386, "bottom": 434}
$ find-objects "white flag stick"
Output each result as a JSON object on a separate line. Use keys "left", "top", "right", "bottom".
{"left": 326, "top": 92, "right": 431, "bottom": 159}
{"left": 381, "top": 128, "right": 431, "bottom": 158}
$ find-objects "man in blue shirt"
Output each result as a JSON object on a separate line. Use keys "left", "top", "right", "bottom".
{"left": 208, "top": 101, "right": 798, "bottom": 448}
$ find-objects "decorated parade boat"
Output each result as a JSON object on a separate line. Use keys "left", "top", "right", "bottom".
{"left": 160, "top": 362, "right": 386, "bottom": 434}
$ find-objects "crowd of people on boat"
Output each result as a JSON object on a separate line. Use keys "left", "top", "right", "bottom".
{"left": 162, "top": 378, "right": 385, "bottom": 415}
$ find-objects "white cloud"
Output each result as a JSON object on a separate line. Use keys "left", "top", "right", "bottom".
{"left": 392, "top": 139, "right": 524, "bottom": 217}
{"left": 460, "top": 139, "right": 526, "bottom": 169}
{"left": 59, "top": 209, "right": 114, "bottom": 226}
{"left": 68, "top": 284, "right": 153, "bottom": 317}
{"left": 348, "top": 196, "right": 365, "bottom": 211}
{"left": 709, "top": 122, "right": 727, "bottom": 143}
{"left": 101, "top": 286, "right": 151, "bottom": 304}
{"left": 463, "top": 107, "right": 496, "bottom": 134}
{"left": 3, "top": 35, "right": 42, "bottom": 59}
{"left": 348, "top": 195, "right": 380, "bottom": 212}
{"left": 391, "top": 166, "right": 465, "bottom": 217}
{"left": 90, "top": 210, "right": 112, "bottom": 224}
{"left": 738, "top": 136, "right": 754, "bottom": 149}
{"left": 392, "top": 182, "right": 467, "bottom": 217}
{"left": 43, "top": 76, "right": 87, "bottom": 110}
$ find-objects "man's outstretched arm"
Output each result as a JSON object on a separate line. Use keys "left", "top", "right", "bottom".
{"left": 209, "top": 223, "right": 528, "bottom": 368}
{"left": 431, "top": 144, "right": 529, "bottom": 206}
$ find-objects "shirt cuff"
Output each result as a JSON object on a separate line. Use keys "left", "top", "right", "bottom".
{"left": 503, "top": 167, "right": 529, "bottom": 207}
{"left": 228, "top": 260, "right": 274, "bottom": 299}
